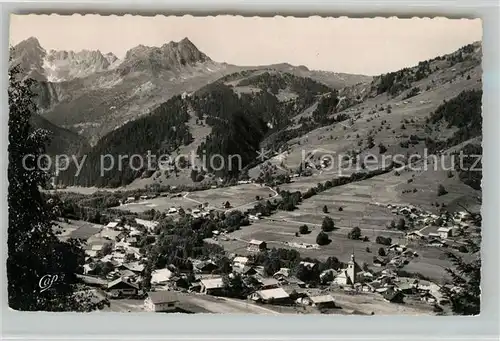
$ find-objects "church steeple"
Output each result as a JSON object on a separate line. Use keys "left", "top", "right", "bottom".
{"left": 346, "top": 252, "right": 358, "bottom": 285}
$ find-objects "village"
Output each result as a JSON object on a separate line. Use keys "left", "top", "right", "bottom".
{"left": 54, "top": 182, "right": 480, "bottom": 315}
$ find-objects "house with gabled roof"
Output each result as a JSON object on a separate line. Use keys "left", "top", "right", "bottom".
{"left": 307, "top": 294, "right": 336, "bottom": 309}
{"left": 373, "top": 256, "right": 388, "bottom": 267}
{"left": 382, "top": 287, "right": 405, "bottom": 303}
{"left": 107, "top": 277, "right": 139, "bottom": 298}
{"left": 151, "top": 268, "right": 173, "bottom": 286}
{"left": 256, "top": 277, "right": 280, "bottom": 290}
{"left": 299, "top": 261, "right": 317, "bottom": 271}
{"left": 135, "top": 218, "right": 159, "bottom": 232}
{"left": 232, "top": 256, "right": 249, "bottom": 269}
{"left": 195, "top": 260, "right": 218, "bottom": 273}
{"left": 106, "top": 221, "right": 120, "bottom": 229}
{"left": 428, "top": 239, "right": 448, "bottom": 247}
{"left": 200, "top": 277, "right": 224, "bottom": 295}
{"left": 238, "top": 265, "right": 258, "bottom": 276}
{"left": 437, "top": 227, "right": 453, "bottom": 239}
{"left": 123, "top": 262, "right": 145, "bottom": 273}
{"left": 273, "top": 268, "right": 291, "bottom": 280}
{"left": 250, "top": 287, "right": 290, "bottom": 304}
{"left": 406, "top": 231, "right": 426, "bottom": 242}
{"left": 144, "top": 291, "right": 179, "bottom": 312}
{"left": 247, "top": 240, "right": 267, "bottom": 252}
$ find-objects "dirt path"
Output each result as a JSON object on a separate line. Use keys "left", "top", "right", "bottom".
{"left": 331, "top": 291, "right": 433, "bottom": 316}
{"left": 103, "top": 299, "right": 144, "bottom": 312}
{"left": 181, "top": 294, "right": 280, "bottom": 315}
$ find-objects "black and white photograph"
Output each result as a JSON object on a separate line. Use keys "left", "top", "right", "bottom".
{"left": 7, "top": 14, "right": 482, "bottom": 315}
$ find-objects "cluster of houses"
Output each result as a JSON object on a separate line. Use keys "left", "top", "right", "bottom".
{"left": 81, "top": 218, "right": 158, "bottom": 293}
{"left": 187, "top": 257, "right": 338, "bottom": 309}
{"left": 78, "top": 224, "right": 449, "bottom": 313}
{"left": 75, "top": 199, "right": 469, "bottom": 313}
{"left": 372, "top": 243, "right": 419, "bottom": 269}
{"left": 183, "top": 204, "right": 214, "bottom": 218}
{"left": 122, "top": 194, "right": 158, "bottom": 204}
{"left": 387, "top": 204, "right": 477, "bottom": 248}
{"left": 330, "top": 253, "right": 449, "bottom": 306}
{"left": 230, "top": 252, "right": 444, "bottom": 308}
{"left": 124, "top": 195, "right": 222, "bottom": 219}
{"left": 181, "top": 252, "right": 441, "bottom": 308}
{"left": 238, "top": 237, "right": 433, "bottom": 306}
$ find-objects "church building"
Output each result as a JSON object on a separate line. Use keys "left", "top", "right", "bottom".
{"left": 334, "top": 254, "right": 362, "bottom": 286}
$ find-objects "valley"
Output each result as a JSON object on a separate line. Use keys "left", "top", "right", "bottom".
{"left": 12, "top": 36, "right": 482, "bottom": 316}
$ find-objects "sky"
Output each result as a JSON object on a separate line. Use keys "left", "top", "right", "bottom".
{"left": 9, "top": 15, "right": 482, "bottom": 76}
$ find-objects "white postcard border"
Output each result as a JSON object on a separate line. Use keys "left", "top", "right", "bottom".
{"left": 0, "top": 1, "right": 499, "bottom": 341}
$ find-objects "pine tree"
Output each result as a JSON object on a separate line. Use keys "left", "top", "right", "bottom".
{"left": 441, "top": 239, "right": 480, "bottom": 315}
{"left": 141, "top": 265, "right": 152, "bottom": 292}
{"left": 7, "top": 59, "right": 97, "bottom": 311}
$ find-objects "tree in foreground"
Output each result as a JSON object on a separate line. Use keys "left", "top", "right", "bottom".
{"left": 376, "top": 235, "right": 392, "bottom": 246}
{"left": 396, "top": 218, "right": 406, "bottom": 230}
{"left": 441, "top": 239, "right": 480, "bottom": 315}
{"left": 388, "top": 220, "right": 396, "bottom": 229}
{"left": 321, "top": 216, "right": 335, "bottom": 232}
{"left": 299, "top": 224, "right": 309, "bottom": 234}
{"left": 7, "top": 60, "right": 97, "bottom": 311}
{"left": 347, "top": 226, "right": 362, "bottom": 240}
{"left": 316, "top": 232, "right": 330, "bottom": 246}
{"left": 222, "top": 274, "right": 247, "bottom": 298}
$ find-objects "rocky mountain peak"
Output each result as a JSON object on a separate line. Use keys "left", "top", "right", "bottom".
{"left": 10, "top": 37, "right": 121, "bottom": 82}
{"left": 43, "top": 49, "right": 114, "bottom": 81}
{"left": 120, "top": 37, "right": 210, "bottom": 74}
{"left": 10, "top": 37, "right": 47, "bottom": 80}
{"left": 104, "top": 52, "right": 118, "bottom": 64}
{"left": 47, "top": 49, "right": 108, "bottom": 64}
{"left": 14, "top": 36, "right": 43, "bottom": 52}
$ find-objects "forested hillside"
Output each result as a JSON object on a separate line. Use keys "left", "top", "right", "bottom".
{"left": 57, "top": 95, "right": 192, "bottom": 187}
{"left": 30, "top": 114, "right": 90, "bottom": 157}
{"left": 56, "top": 71, "right": 337, "bottom": 187}
{"left": 426, "top": 89, "right": 483, "bottom": 190}
{"left": 371, "top": 42, "right": 481, "bottom": 98}
{"left": 428, "top": 89, "right": 482, "bottom": 147}
{"left": 189, "top": 72, "right": 335, "bottom": 178}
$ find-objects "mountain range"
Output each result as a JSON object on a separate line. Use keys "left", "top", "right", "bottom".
{"left": 10, "top": 37, "right": 372, "bottom": 145}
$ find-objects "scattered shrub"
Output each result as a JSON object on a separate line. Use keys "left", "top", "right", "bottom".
{"left": 347, "top": 226, "right": 362, "bottom": 240}
{"left": 437, "top": 184, "right": 448, "bottom": 196}
{"left": 376, "top": 236, "right": 392, "bottom": 246}
{"left": 378, "top": 143, "right": 387, "bottom": 154}
{"left": 299, "top": 225, "right": 309, "bottom": 234}
{"left": 316, "top": 232, "right": 330, "bottom": 246}
{"left": 321, "top": 216, "right": 335, "bottom": 232}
